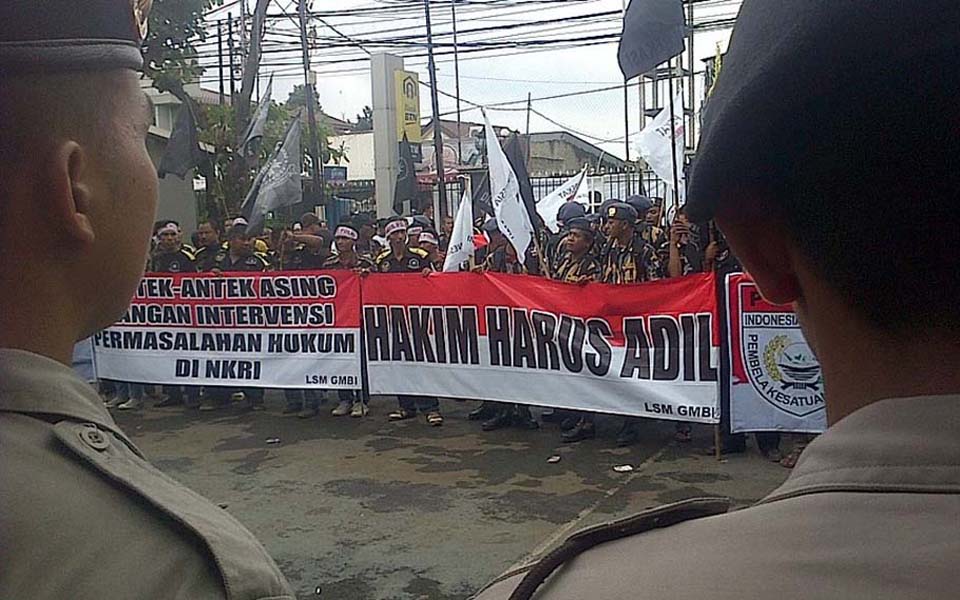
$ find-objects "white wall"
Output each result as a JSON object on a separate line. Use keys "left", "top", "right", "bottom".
{"left": 328, "top": 131, "right": 375, "bottom": 181}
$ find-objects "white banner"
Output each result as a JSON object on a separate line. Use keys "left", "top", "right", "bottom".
{"left": 638, "top": 94, "right": 686, "bottom": 204}
{"left": 536, "top": 167, "right": 587, "bottom": 233}
{"left": 92, "top": 272, "right": 363, "bottom": 389}
{"left": 726, "top": 273, "right": 827, "bottom": 433}
{"left": 443, "top": 187, "right": 475, "bottom": 272}
{"left": 483, "top": 109, "right": 534, "bottom": 258}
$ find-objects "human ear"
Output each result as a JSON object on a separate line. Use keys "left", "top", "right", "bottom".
{"left": 715, "top": 199, "right": 801, "bottom": 306}
{"left": 46, "top": 141, "right": 96, "bottom": 247}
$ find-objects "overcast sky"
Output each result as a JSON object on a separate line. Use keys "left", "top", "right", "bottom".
{"left": 203, "top": 0, "right": 739, "bottom": 159}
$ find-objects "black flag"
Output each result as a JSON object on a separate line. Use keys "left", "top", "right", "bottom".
{"left": 617, "top": 0, "right": 685, "bottom": 80}
{"left": 503, "top": 134, "right": 544, "bottom": 231}
{"left": 393, "top": 133, "right": 418, "bottom": 215}
{"left": 158, "top": 104, "right": 205, "bottom": 179}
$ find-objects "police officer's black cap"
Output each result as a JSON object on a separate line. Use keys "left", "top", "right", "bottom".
{"left": 625, "top": 195, "right": 653, "bottom": 216}
{"left": 565, "top": 217, "right": 595, "bottom": 238}
{"left": 598, "top": 199, "right": 619, "bottom": 219}
{"left": 0, "top": 0, "right": 151, "bottom": 75}
{"left": 605, "top": 202, "right": 638, "bottom": 223}
{"left": 687, "top": 0, "right": 960, "bottom": 222}
{"left": 556, "top": 201, "right": 586, "bottom": 224}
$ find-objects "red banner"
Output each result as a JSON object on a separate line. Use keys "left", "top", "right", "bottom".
{"left": 362, "top": 272, "right": 721, "bottom": 422}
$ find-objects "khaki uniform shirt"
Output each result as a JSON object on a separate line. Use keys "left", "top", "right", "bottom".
{"left": 0, "top": 349, "right": 294, "bottom": 600}
{"left": 473, "top": 395, "right": 960, "bottom": 599}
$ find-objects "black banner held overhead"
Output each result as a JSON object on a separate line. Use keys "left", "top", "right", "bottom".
{"left": 158, "top": 104, "right": 205, "bottom": 179}
{"left": 617, "top": 0, "right": 685, "bottom": 80}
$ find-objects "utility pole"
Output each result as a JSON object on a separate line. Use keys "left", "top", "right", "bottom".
{"left": 623, "top": 81, "right": 631, "bottom": 194}
{"left": 217, "top": 20, "right": 225, "bottom": 105}
{"left": 451, "top": 0, "right": 462, "bottom": 166}
{"left": 298, "top": 0, "right": 325, "bottom": 208}
{"left": 525, "top": 92, "right": 532, "bottom": 166}
{"left": 423, "top": 0, "right": 448, "bottom": 212}
{"left": 686, "top": 0, "right": 695, "bottom": 149}
{"left": 227, "top": 19, "right": 236, "bottom": 101}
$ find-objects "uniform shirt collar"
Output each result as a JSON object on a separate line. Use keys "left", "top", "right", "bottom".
{"left": 762, "top": 395, "right": 960, "bottom": 502}
{"left": 0, "top": 348, "right": 131, "bottom": 444}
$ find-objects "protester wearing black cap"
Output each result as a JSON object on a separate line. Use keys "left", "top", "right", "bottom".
{"left": 376, "top": 217, "right": 444, "bottom": 426}
{"left": 0, "top": 2, "right": 293, "bottom": 598}
{"left": 598, "top": 202, "right": 663, "bottom": 285}
{"left": 474, "top": 2, "right": 960, "bottom": 598}
{"left": 550, "top": 218, "right": 601, "bottom": 285}
{"left": 544, "top": 201, "right": 588, "bottom": 275}
{"left": 201, "top": 226, "right": 272, "bottom": 413}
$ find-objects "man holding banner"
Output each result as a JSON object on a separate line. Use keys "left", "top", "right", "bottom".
{"left": 474, "top": 1, "right": 960, "bottom": 599}
{"left": 376, "top": 217, "right": 444, "bottom": 427}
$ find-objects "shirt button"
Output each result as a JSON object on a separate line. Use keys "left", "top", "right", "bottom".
{"left": 79, "top": 425, "right": 111, "bottom": 451}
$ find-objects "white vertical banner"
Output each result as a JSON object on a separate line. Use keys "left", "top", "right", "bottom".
{"left": 536, "top": 167, "right": 588, "bottom": 233}
{"left": 637, "top": 94, "right": 686, "bottom": 204}
{"left": 443, "top": 187, "right": 475, "bottom": 272}
{"left": 483, "top": 109, "right": 534, "bottom": 258}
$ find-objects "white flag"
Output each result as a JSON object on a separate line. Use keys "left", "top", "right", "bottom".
{"left": 483, "top": 109, "right": 534, "bottom": 258}
{"left": 637, "top": 93, "right": 686, "bottom": 204}
{"left": 443, "top": 188, "right": 475, "bottom": 272}
{"left": 536, "top": 166, "right": 587, "bottom": 233}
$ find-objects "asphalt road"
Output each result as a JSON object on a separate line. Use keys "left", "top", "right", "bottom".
{"left": 114, "top": 394, "right": 790, "bottom": 600}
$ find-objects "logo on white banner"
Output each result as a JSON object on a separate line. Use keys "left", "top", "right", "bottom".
{"left": 740, "top": 311, "right": 823, "bottom": 418}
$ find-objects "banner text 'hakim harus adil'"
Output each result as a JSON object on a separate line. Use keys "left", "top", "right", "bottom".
{"left": 362, "top": 272, "right": 721, "bottom": 423}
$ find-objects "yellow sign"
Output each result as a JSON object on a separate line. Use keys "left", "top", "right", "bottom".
{"left": 394, "top": 70, "right": 422, "bottom": 144}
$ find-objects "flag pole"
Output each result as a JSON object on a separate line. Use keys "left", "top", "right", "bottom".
{"left": 667, "top": 58, "right": 681, "bottom": 210}
{"left": 424, "top": 0, "right": 449, "bottom": 215}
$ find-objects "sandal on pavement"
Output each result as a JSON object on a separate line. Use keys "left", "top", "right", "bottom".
{"left": 426, "top": 412, "right": 444, "bottom": 427}
{"left": 388, "top": 409, "right": 416, "bottom": 421}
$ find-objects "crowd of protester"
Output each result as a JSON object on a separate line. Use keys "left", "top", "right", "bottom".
{"left": 96, "top": 196, "right": 809, "bottom": 468}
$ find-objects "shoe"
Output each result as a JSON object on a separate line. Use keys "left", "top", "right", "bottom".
{"left": 616, "top": 421, "right": 639, "bottom": 447}
{"left": 426, "top": 412, "right": 444, "bottom": 427}
{"left": 104, "top": 395, "right": 125, "bottom": 409}
{"left": 117, "top": 397, "right": 142, "bottom": 410}
{"left": 468, "top": 402, "right": 497, "bottom": 421}
{"left": 559, "top": 417, "right": 579, "bottom": 431}
{"left": 561, "top": 420, "right": 596, "bottom": 443}
{"left": 231, "top": 392, "right": 245, "bottom": 402}
{"left": 331, "top": 400, "right": 352, "bottom": 416}
{"left": 297, "top": 407, "right": 319, "bottom": 419}
{"left": 282, "top": 404, "right": 303, "bottom": 415}
{"left": 155, "top": 396, "right": 183, "bottom": 408}
{"left": 350, "top": 402, "right": 368, "bottom": 418}
{"left": 540, "top": 410, "right": 564, "bottom": 423}
{"left": 513, "top": 406, "right": 540, "bottom": 430}
{"left": 482, "top": 409, "right": 512, "bottom": 432}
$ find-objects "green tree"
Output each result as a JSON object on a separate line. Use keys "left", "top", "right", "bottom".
{"left": 143, "top": 0, "right": 221, "bottom": 101}
{"left": 286, "top": 84, "right": 322, "bottom": 114}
